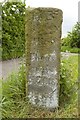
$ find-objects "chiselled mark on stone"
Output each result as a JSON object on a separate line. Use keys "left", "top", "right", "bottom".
{"left": 28, "top": 84, "right": 53, "bottom": 94}
{"left": 49, "top": 52, "right": 56, "bottom": 61}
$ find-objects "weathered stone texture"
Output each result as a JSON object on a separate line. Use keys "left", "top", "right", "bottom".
{"left": 25, "top": 8, "right": 63, "bottom": 109}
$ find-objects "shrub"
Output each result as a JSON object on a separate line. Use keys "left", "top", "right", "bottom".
{"left": 61, "top": 46, "right": 80, "bottom": 53}
{"left": 2, "top": 2, "right": 25, "bottom": 60}
{"left": 59, "top": 60, "right": 72, "bottom": 105}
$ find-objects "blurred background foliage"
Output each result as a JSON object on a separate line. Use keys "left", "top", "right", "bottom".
{"left": 61, "top": 22, "right": 80, "bottom": 53}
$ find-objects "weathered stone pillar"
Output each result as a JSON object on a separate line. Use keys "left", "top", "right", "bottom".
{"left": 25, "top": 8, "right": 63, "bottom": 109}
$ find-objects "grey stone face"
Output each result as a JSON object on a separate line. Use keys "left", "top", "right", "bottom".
{"left": 25, "top": 7, "right": 63, "bottom": 109}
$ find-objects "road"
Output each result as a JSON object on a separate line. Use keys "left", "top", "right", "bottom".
{"left": 0, "top": 58, "right": 24, "bottom": 80}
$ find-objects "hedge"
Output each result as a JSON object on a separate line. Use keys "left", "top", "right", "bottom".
{"left": 2, "top": 2, "right": 25, "bottom": 60}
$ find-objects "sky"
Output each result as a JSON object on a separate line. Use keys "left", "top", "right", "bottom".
{"left": 26, "top": 0, "right": 80, "bottom": 38}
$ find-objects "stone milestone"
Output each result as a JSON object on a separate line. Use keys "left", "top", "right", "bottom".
{"left": 25, "top": 7, "right": 63, "bottom": 109}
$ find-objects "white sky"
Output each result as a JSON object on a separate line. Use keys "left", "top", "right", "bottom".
{"left": 26, "top": 0, "right": 80, "bottom": 38}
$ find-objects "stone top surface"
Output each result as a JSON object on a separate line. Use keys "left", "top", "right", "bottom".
{"left": 26, "top": 7, "right": 63, "bottom": 13}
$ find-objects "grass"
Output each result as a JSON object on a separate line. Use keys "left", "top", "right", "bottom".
{"left": 0, "top": 79, "right": 2, "bottom": 119}
{"left": 61, "top": 46, "right": 80, "bottom": 53}
{"left": 0, "top": 46, "right": 2, "bottom": 61}
{"left": 1, "top": 55, "right": 79, "bottom": 118}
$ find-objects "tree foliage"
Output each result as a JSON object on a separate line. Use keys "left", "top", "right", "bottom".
{"left": 62, "top": 22, "right": 80, "bottom": 48}
{"left": 2, "top": 2, "right": 25, "bottom": 60}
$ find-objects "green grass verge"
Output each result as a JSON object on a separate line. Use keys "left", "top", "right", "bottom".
{"left": 0, "top": 46, "right": 2, "bottom": 61}
{"left": 61, "top": 46, "right": 80, "bottom": 53}
{"left": 1, "top": 55, "right": 78, "bottom": 118}
{"left": 0, "top": 79, "right": 2, "bottom": 119}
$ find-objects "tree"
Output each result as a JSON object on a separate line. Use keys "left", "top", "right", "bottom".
{"left": 62, "top": 22, "right": 80, "bottom": 48}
